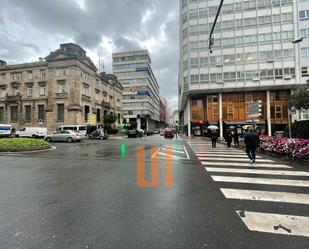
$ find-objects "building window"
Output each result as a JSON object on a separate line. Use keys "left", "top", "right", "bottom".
{"left": 275, "top": 106, "right": 282, "bottom": 119}
{"left": 0, "top": 107, "right": 4, "bottom": 122}
{"left": 56, "top": 68, "right": 67, "bottom": 76}
{"left": 300, "top": 109, "right": 309, "bottom": 120}
{"left": 0, "top": 88, "right": 5, "bottom": 98}
{"left": 40, "top": 86, "right": 46, "bottom": 96}
{"left": 40, "top": 70, "right": 46, "bottom": 78}
{"left": 38, "top": 105, "right": 45, "bottom": 122}
{"left": 0, "top": 73, "right": 5, "bottom": 81}
{"left": 58, "top": 81, "right": 66, "bottom": 93}
{"left": 84, "top": 105, "right": 90, "bottom": 122}
{"left": 27, "top": 71, "right": 33, "bottom": 80}
{"left": 10, "top": 106, "right": 18, "bottom": 122}
{"left": 299, "top": 10, "right": 309, "bottom": 20}
{"left": 11, "top": 73, "right": 22, "bottom": 81}
{"left": 83, "top": 85, "right": 89, "bottom": 96}
{"left": 301, "top": 48, "right": 309, "bottom": 57}
{"left": 118, "top": 113, "right": 121, "bottom": 124}
{"left": 96, "top": 108, "right": 101, "bottom": 122}
{"left": 25, "top": 105, "right": 31, "bottom": 123}
{"left": 57, "top": 104, "right": 65, "bottom": 122}
{"left": 27, "top": 87, "right": 33, "bottom": 97}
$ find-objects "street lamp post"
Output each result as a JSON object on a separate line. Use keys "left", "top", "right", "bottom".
{"left": 288, "top": 37, "right": 303, "bottom": 138}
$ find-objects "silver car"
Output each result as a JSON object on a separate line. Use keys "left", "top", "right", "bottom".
{"left": 45, "top": 130, "right": 81, "bottom": 143}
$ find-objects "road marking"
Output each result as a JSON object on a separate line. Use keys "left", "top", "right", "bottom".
{"left": 199, "top": 157, "right": 273, "bottom": 163}
{"left": 205, "top": 167, "right": 309, "bottom": 176}
{"left": 200, "top": 154, "right": 262, "bottom": 158}
{"left": 151, "top": 145, "right": 164, "bottom": 159}
{"left": 236, "top": 211, "right": 309, "bottom": 237}
{"left": 201, "top": 161, "right": 291, "bottom": 168}
{"left": 212, "top": 175, "right": 309, "bottom": 187}
{"left": 196, "top": 152, "right": 245, "bottom": 155}
{"left": 183, "top": 145, "right": 190, "bottom": 159}
{"left": 221, "top": 188, "right": 309, "bottom": 205}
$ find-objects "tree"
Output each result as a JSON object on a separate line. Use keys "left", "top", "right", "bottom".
{"left": 104, "top": 114, "right": 117, "bottom": 132}
{"left": 289, "top": 82, "right": 309, "bottom": 109}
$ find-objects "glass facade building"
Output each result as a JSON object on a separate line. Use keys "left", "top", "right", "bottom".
{"left": 179, "top": 0, "right": 304, "bottom": 136}
{"left": 113, "top": 50, "right": 160, "bottom": 131}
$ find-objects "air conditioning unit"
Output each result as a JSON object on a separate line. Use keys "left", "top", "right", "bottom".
{"left": 216, "top": 80, "right": 224, "bottom": 84}
{"left": 216, "top": 63, "right": 223, "bottom": 67}
{"left": 253, "top": 78, "right": 260, "bottom": 82}
{"left": 266, "top": 59, "right": 274, "bottom": 63}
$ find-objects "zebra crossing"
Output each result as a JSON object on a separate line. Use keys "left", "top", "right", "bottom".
{"left": 187, "top": 140, "right": 309, "bottom": 238}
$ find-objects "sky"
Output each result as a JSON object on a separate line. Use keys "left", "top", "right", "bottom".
{"left": 0, "top": 0, "right": 179, "bottom": 112}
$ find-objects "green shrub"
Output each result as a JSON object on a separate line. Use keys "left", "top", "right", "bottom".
{"left": 283, "top": 120, "right": 309, "bottom": 139}
{"left": 0, "top": 138, "right": 51, "bottom": 152}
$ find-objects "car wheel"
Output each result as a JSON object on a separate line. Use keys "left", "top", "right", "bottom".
{"left": 45, "top": 137, "right": 52, "bottom": 142}
{"left": 100, "top": 136, "right": 104, "bottom": 140}
{"left": 67, "top": 137, "right": 73, "bottom": 143}
{"left": 89, "top": 136, "right": 93, "bottom": 140}
{"left": 32, "top": 134, "right": 37, "bottom": 139}
{"left": 15, "top": 134, "right": 20, "bottom": 138}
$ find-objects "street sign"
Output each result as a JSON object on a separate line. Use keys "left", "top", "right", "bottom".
{"left": 288, "top": 107, "right": 296, "bottom": 115}
{"left": 87, "top": 113, "right": 96, "bottom": 123}
{"left": 248, "top": 101, "right": 262, "bottom": 118}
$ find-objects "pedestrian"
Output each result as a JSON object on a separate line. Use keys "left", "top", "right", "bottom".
{"left": 210, "top": 130, "right": 218, "bottom": 148}
{"left": 244, "top": 129, "right": 260, "bottom": 164}
{"left": 225, "top": 129, "right": 233, "bottom": 148}
{"left": 233, "top": 131, "right": 239, "bottom": 147}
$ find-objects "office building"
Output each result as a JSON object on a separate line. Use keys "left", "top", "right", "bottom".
{"left": 179, "top": 0, "right": 304, "bottom": 137}
{"left": 112, "top": 50, "right": 160, "bottom": 131}
{"left": 298, "top": 0, "right": 309, "bottom": 120}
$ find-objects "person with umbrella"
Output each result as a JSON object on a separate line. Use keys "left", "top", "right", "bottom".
{"left": 210, "top": 129, "right": 218, "bottom": 148}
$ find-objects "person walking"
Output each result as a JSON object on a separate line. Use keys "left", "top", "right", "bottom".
{"left": 233, "top": 131, "right": 239, "bottom": 147}
{"left": 210, "top": 130, "right": 218, "bottom": 148}
{"left": 244, "top": 129, "right": 260, "bottom": 164}
{"left": 225, "top": 129, "right": 233, "bottom": 148}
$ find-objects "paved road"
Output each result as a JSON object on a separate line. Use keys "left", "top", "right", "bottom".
{"left": 0, "top": 135, "right": 308, "bottom": 249}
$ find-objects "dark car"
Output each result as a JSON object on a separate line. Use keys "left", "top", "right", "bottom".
{"left": 127, "top": 129, "right": 144, "bottom": 138}
{"left": 164, "top": 129, "right": 174, "bottom": 139}
{"left": 89, "top": 129, "right": 107, "bottom": 140}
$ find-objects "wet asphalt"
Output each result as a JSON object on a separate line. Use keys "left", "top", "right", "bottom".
{"left": 0, "top": 135, "right": 308, "bottom": 249}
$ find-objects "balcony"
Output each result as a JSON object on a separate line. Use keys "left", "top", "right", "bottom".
{"left": 102, "top": 100, "right": 111, "bottom": 108}
{"left": 5, "top": 94, "right": 22, "bottom": 102}
{"left": 81, "top": 94, "right": 91, "bottom": 102}
{"left": 55, "top": 92, "right": 68, "bottom": 99}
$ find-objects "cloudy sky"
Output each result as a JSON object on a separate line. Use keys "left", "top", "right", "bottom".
{"left": 0, "top": 0, "right": 179, "bottom": 111}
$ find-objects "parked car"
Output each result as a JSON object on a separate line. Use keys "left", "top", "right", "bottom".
{"left": 0, "top": 124, "right": 12, "bottom": 138}
{"left": 45, "top": 130, "right": 81, "bottom": 143}
{"left": 89, "top": 129, "right": 108, "bottom": 140}
{"left": 57, "top": 125, "right": 87, "bottom": 137}
{"left": 164, "top": 128, "right": 174, "bottom": 139}
{"left": 16, "top": 127, "right": 47, "bottom": 138}
{"left": 127, "top": 129, "right": 144, "bottom": 138}
{"left": 160, "top": 130, "right": 165, "bottom": 136}
{"left": 153, "top": 129, "right": 160, "bottom": 134}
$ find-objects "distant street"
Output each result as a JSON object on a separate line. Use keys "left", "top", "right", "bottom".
{"left": 0, "top": 135, "right": 308, "bottom": 249}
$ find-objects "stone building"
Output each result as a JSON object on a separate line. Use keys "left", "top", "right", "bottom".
{"left": 0, "top": 43, "right": 123, "bottom": 132}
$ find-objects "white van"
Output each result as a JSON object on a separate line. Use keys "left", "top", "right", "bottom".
{"left": 57, "top": 125, "right": 87, "bottom": 137}
{"left": 16, "top": 127, "right": 48, "bottom": 138}
{"left": 0, "top": 124, "right": 12, "bottom": 137}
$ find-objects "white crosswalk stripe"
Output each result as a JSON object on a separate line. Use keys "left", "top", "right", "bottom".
{"left": 188, "top": 140, "right": 309, "bottom": 237}
{"left": 221, "top": 189, "right": 309, "bottom": 205}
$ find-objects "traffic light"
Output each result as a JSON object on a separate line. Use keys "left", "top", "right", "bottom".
{"left": 258, "top": 100, "right": 262, "bottom": 117}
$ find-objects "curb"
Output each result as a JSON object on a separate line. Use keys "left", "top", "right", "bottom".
{"left": 0, "top": 146, "right": 56, "bottom": 155}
